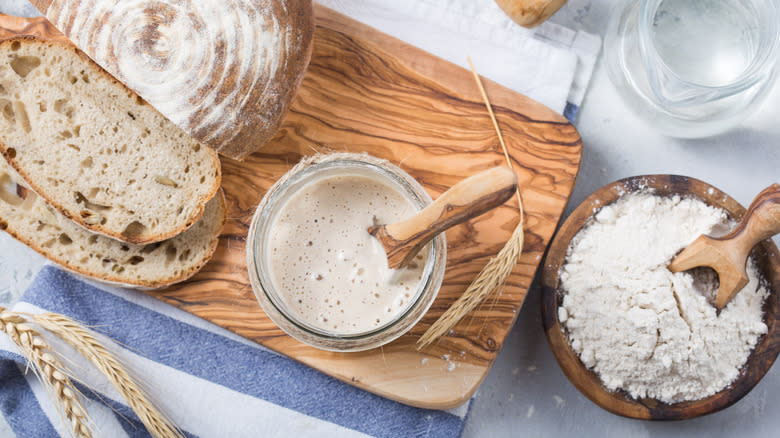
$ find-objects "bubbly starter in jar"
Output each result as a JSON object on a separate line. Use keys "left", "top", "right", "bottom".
{"left": 266, "top": 172, "right": 427, "bottom": 335}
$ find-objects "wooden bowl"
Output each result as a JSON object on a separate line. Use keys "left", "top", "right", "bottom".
{"left": 541, "top": 175, "right": 780, "bottom": 420}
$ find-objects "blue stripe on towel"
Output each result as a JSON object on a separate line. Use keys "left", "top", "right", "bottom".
{"left": 22, "top": 267, "right": 465, "bottom": 438}
{"left": 70, "top": 380, "right": 198, "bottom": 438}
{"left": 114, "top": 412, "right": 158, "bottom": 438}
{"left": 0, "top": 351, "right": 59, "bottom": 438}
{"left": 563, "top": 102, "right": 579, "bottom": 123}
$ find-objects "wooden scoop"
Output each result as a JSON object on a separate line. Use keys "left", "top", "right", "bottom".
{"left": 368, "top": 166, "right": 518, "bottom": 270}
{"left": 669, "top": 184, "right": 780, "bottom": 309}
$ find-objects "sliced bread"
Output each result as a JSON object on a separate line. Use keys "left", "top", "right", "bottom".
{"left": 0, "top": 36, "right": 221, "bottom": 244}
{"left": 0, "top": 157, "right": 225, "bottom": 288}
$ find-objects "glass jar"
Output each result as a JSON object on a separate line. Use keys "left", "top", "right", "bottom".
{"left": 604, "top": 0, "right": 780, "bottom": 137}
{"left": 246, "top": 153, "right": 447, "bottom": 352}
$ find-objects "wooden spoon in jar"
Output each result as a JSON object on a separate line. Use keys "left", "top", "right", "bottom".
{"left": 669, "top": 184, "right": 780, "bottom": 309}
{"left": 368, "top": 166, "right": 517, "bottom": 270}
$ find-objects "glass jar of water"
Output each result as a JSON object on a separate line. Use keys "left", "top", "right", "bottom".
{"left": 604, "top": 0, "right": 780, "bottom": 137}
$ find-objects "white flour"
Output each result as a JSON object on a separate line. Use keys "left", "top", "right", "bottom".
{"left": 559, "top": 192, "right": 769, "bottom": 403}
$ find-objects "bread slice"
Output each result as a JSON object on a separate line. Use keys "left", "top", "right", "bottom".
{"left": 0, "top": 157, "right": 225, "bottom": 288}
{"left": 0, "top": 36, "right": 221, "bottom": 244}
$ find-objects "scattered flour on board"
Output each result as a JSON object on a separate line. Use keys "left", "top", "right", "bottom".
{"left": 441, "top": 354, "right": 456, "bottom": 372}
{"left": 559, "top": 192, "right": 769, "bottom": 403}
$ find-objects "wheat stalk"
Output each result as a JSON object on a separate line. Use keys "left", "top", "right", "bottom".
{"left": 417, "top": 58, "right": 525, "bottom": 349}
{"left": 30, "top": 312, "right": 183, "bottom": 438}
{"left": 0, "top": 307, "right": 93, "bottom": 437}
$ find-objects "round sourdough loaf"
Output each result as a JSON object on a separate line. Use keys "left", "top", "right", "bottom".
{"left": 29, "top": 0, "right": 315, "bottom": 160}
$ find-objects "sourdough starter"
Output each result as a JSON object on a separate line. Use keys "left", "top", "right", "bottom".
{"left": 266, "top": 172, "right": 427, "bottom": 335}
{"left": 559, "top": 192, "right": 769, "bottom": 403}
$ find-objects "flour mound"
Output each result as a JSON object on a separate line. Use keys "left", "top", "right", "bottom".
{"left": 559, "top": 192, "right": 769, "bottom": 403}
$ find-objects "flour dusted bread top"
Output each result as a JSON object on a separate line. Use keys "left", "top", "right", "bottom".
{"left": 0, "top": 157, "right": 225, "bottom": 288}
{"left": 0, "top": 37, "right": 221, "bottom": 244}
{"left": 31, "top": 0, "right": 315, "bottom": 160}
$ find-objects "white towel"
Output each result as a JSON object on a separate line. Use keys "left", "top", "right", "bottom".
{"left": 319, "top": 0, "right": 601, "bottom": 121}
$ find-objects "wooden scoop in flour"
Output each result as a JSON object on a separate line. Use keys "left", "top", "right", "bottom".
{"left": 669, "top": 184, "right": 780, "bottom": 309}
{"left": 369, "top": 167, "right": 517, "bottom": 270}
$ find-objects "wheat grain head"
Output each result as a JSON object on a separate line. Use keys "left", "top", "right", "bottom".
{"left": 0, "top": 307, "right": 93, "bottom": 437}
{"left": 30, "top": 312, "right": 183, "bottom": 438}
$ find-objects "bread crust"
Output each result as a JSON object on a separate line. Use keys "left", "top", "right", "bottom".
{"left": 0, "top": 188, "right": 226, "bottom": 289}
{"left": 0, "top": 36, "right": 222, "bottom": 245}
{"left": 30, "top": 0, "right": 315, "bottom": 161}
{"left": 213, "top": 0, "right": 315, "bottom": 159}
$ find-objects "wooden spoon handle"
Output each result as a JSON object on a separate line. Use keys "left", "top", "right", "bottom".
{"left": 726, "top": 183, "right": 780, "bottom": 255}
{"left": 371, "top": 166, "right": 517, "bottom": 268}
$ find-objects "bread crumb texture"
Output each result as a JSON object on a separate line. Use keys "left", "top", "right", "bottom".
{"left": 0, "top": 156, "right": 224, "bottom": 288}
{"left": 0, "top": 38, "right": 221, "bottom": 243}
{"left": 560, "top": 192, "right": 768, "bottom": 403}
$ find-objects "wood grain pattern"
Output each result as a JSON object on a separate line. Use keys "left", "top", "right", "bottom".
{"left": 1, "top": 5, "right": 582, "bottom": 409}
{"left": 542, "top": 175, "right": 780, "bottom": 420}
{"left": 370, "top": 167, "right": 517, "bottom": 270}
{"left": 0, "top": 13, "right": 67, "bottom": 42}
{"left": 28, "top": 0, "right": 314, "bottom": 160}
{"left": 670, "top": 184, "right": 780, "bottom": 309}
{"left": 730, "top": 184, "right": 780, "bottom": 245}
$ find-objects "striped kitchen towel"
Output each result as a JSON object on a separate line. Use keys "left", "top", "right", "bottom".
{"left": 0, "top": 267, "right": 470, "bottom": 438}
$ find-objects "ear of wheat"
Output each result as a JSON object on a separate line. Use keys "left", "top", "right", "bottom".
{"left": 30, "top": 312, "right": 183, "bottom": 438}
{"left": 417, "top": 58, "right": 525, "bottom": 349}
{"left": 0, "top": 307, "right": 93, "bottom": 438}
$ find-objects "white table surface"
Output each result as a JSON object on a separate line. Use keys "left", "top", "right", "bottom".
{"left": 1, "top": 0, "right": 780, "bottom": 437}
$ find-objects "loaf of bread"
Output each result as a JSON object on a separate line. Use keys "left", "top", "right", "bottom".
{"left": 30, "top": 0, "right": 315, "bottom": 160}
{"left": 0, "top": 157, "right": 225, "bottom": 288}
{"left": 0, "top": 37, "right": 222, "bottom": 244}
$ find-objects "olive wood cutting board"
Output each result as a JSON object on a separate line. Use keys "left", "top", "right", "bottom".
{"left": 0, "top": 5, "right": 582, "bottom": 409}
